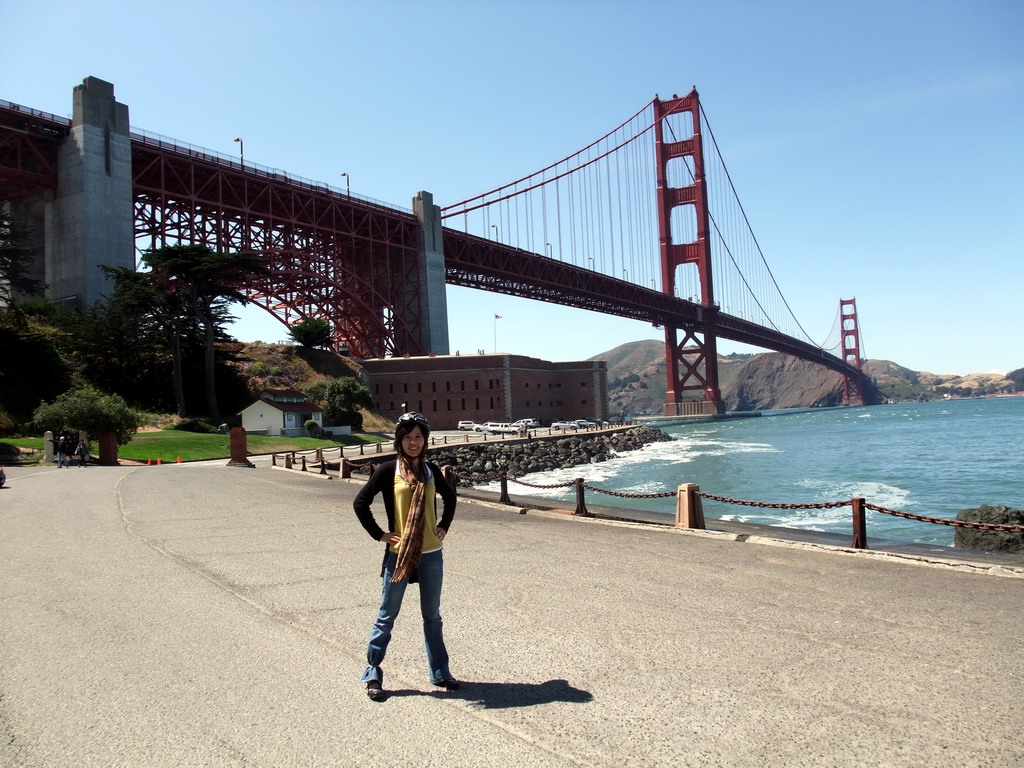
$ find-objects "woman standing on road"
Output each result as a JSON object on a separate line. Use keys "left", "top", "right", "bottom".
{"left": 353, "top": 412, "right": 458, "bottom": 701}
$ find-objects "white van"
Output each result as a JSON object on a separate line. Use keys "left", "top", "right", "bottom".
{"left": 482, "top": 422, "right": 519, "bottom": 434}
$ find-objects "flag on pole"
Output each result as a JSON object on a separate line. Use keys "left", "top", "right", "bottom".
{"left": 494, "top": 314, "right": 503, "bottom": 319}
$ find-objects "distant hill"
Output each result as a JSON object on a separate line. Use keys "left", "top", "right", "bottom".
{"left": 228, "top": 341, "right": 1020, "bottom": 418}
{"left": 594, "top": 341, "right": 1021, "bottom": 416}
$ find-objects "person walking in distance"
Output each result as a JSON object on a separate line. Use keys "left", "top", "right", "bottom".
{"left": 53, "top": 435, "right": 70, "bottom": 468}
{"left": 353, "top": 412, "right": 458, "bottom": 701}
{"left": 74, "top": 439, "right": 89, "bottom": 467}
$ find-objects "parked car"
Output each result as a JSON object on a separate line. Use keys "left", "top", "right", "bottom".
{"left": 573, "top": 420, "right": 592, "bottom": 429}
{"left": 550, "top": 420, "right": 578, "bottom": 430}
{"left": 457, "top": 420, "right": 480, "bottom": 431}
{"left": 512, "top": 418, "right": 540, "bottom": 429}
{"left": 481, "top": 422, "right": 519, "bottom": 434}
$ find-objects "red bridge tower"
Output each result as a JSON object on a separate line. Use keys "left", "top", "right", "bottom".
{"left": 840, "top": 298, "right": 865, "bottom": 405}
{"left": 654, "top": 89, "right": 722, "bottom": 416}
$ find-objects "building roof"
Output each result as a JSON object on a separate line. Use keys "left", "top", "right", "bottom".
{"left": 239, "top": 396, "right": 324, "bottom": 415}
{"left": 260, "top": 389, "right": 309, "bottom": 399}
{"left": 257, "top": 398, "right": 324, "bottom": 413}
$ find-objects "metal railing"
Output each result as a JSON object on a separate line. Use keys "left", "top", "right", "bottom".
{"left": 268, "top": 440, "right": 1024, "bottom": 551}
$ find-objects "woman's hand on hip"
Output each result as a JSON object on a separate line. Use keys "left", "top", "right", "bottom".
{"left": 436, "top": 527, "right": 447, "bottom": 541}
{"left": 379, "top": 532, "right": 401, "bottom": 544}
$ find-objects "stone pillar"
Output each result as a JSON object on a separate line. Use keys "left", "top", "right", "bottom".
{"left": 675, "top": 483, "right": 706, "bottom": 529}
{"left": 43, "top": 430, "right": 54, "bottom": 464}
{"left": 412, "top": 190, "right": 450, "bottom": 355}
{"left": 45, "top": 77, "right": 134, "bottom": 312}
{"left": 97, "top": 430, "right": 118, "bottom": 466}
{"left": 226, "top": 427, "right": 255, "bottom": 468}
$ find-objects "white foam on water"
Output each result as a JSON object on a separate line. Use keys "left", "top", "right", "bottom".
{"left": 796, "top": 478, "right": 913, "bottom": 511}
{"left": 472, "top": 432, "right": 776, "bottom": 501}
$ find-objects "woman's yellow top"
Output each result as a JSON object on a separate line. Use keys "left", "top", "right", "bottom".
{"left": 390, "top": 468, "right": 442, "bottom": 554}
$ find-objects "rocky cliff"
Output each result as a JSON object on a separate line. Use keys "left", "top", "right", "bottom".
{"left": 598, "top": 341, "right": 1019, "bottom": 415}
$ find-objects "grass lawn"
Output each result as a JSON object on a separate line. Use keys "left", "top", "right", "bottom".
{"left": 2, "top": 430, "right": 388, "bottom": 464}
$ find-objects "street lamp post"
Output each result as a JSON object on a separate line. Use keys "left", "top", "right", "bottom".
{"left": 490, "top": 224, "right": 499, "bottom": 240}
{"left": 339, "top": 172, "right": 350, "bottom": 195}
{"left": 545, "top": 242, "right": 553, "bottom": 258}
{"left": 233, "top": 137, "right": 244, "bottom": 166}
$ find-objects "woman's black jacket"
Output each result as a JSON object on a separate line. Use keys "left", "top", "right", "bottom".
{"left": 353, "top": 460, "right": 457, "bottom": 542}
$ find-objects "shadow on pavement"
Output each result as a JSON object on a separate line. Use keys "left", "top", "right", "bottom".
{"left": 382, "top": 679, "right": 594, "bottom": 708}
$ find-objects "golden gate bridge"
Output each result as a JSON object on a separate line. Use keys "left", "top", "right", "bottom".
{"left": 0, "top": 77, "right": 866, "bottom": 416}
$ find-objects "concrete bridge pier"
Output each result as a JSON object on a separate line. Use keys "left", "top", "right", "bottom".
{"left": 45, "top": 76, "right": 135, "bottom": 311}
{"left": 411, "top": 190, "right": 450, "bottom": 355}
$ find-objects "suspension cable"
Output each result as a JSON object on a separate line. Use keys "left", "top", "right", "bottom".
{"left": 699, "top": 102, "right": 821, "bottom": 346}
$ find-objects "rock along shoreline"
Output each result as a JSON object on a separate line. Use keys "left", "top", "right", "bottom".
{"left": 423, "top": 426, "right": 673, "bottom": 482}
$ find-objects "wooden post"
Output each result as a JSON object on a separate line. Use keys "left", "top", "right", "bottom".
{"left": 675, "top": 483, "right": 705, "bottom": 529}
{"left": 573, "top": 478, "right": 592, "bottom": 517}
{"left": 498, "top": 470, "right": 513, "bottom": 505}
{"left": 851, "top": 497, "right": 868, "bottom": 549}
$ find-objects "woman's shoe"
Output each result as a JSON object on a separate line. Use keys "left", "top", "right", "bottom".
{"left": 366, "top": 680, "right": 384, "bottom": 701}
{"left": 432, "top": 678, "right": 460, "bottom": 691}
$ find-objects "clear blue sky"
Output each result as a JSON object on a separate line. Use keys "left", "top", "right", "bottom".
{"left": 5, "top": 1, "right": 1022, "bottom": 375}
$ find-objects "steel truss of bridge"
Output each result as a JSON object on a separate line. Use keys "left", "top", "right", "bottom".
{"left": 0, "top": 80, "right": 866, "bottom": 412}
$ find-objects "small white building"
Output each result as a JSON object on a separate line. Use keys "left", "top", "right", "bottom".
{"left": 239, "top": 389, "right": 325, "bottom": 436}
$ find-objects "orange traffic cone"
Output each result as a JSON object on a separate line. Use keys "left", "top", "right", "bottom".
{"left": 147, "top": 458, "right": 152, "bottom": 465}
{"left": 157, "top": 458, "right": 163, "bottom": 465}
{"left": 176, "top": 456, "right": 182, "bottom": 463}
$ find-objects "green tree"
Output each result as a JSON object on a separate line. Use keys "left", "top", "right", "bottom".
{"left": 142, "top": 245, "right": 269, "bottom": 423}
{"left": 1008, "top": 367, "right": 1024, "bottom": 392}
{"left": 288, "top": 317, "right": 332, "bottom": 348}
{"left": 82, "top": 266, "right": 182, "bottom": 412}
{"left": 304, "top": 377, "right": 373, "bottom": 424}
{"left": 0, "top": 325, "right": 72, "bottom": 431}
{"left": 32, "top": 386, "right": 146, "bottom": 446}
{"left": 0, "top": 211, "right": 45, "bottom": 324}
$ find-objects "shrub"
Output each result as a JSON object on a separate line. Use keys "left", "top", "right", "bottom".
{"left": 172, "top": 418, "right": 219, "bottom": 434}
{"left": 333, "top": 410, "right": 364, "bottom": 432}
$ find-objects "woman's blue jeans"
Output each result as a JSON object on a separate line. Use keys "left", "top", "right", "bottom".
{"left": 360, "top": 549, "right": 451, "bottom": 686}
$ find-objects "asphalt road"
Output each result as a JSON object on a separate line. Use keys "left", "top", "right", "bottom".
{"left": 2, "top": 462, "right": 1022, "bottom": 767}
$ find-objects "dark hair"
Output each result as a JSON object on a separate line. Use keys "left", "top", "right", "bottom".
{"left": 394, "top": 416, "right": 430, "bottom": 457}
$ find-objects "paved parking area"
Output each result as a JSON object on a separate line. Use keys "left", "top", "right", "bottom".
{"left": 2, "top": 463, "right": 1022, "bottom": 766}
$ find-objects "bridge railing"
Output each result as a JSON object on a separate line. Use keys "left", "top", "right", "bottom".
{"left": 0, "top": 99, "right": 71, "bottom": 126}
{"left": 266, "top": 447, "right": 1024, "bottom": 552}
{"left": 129, "top": 126, "right": 411, "bottom": 213}
{"left": 450, "top": 473, "right": 1024, "bottom": 552}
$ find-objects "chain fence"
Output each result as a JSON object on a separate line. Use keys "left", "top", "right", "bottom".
{"left": 274, "top": 452, "right": 1024, "bottom": 547}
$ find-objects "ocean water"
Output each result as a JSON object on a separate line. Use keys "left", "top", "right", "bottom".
{"left": 474, "top": 397, "right": 1024, "bottom": 546}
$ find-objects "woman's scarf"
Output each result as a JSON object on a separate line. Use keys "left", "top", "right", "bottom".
{"left": 391, "top": 457, "right": 429, "bottom": 582}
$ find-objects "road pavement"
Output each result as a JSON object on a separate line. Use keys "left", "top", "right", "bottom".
{"left": 1, "top": 462, "right": 1022, "bottom": 767}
